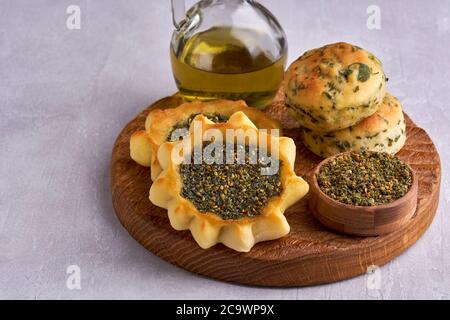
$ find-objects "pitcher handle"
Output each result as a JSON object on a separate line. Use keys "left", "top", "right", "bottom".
{"left": 171, "top": 0, "right": 186, "bottom": 30}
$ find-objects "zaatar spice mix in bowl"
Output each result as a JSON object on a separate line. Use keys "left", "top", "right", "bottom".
{"left": 309, "top": 151, "right": 418, "bottom": 236}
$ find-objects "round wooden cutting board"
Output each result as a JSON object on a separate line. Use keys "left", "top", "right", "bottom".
{"left": 111, "top": 94, "right": 441, "bottom": 287}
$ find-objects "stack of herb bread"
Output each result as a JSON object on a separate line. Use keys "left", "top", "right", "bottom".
{"left": 284, "top": 42, "right": 406, "bottom": 158}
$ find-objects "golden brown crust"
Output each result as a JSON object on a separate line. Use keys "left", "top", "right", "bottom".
{"left": 149, "top": 112, "right": 309, "bottom": 252}
{"left": 284, "top": 42, "right": 386, "bottom": 131}
{"left": 303, "top": 93, "right": 406, "bottom": 157}
{"left": 130, "top": 99, "right": 282, "bottom": 180}
{"left": 355, "top": 93, "right": 402, "bottom": 132}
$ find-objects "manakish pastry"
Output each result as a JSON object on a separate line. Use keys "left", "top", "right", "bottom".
{"left": 284, "top": 42, "right": 386, "bottom": 132}
{"left": 149, "top": 112, "right": 309, "bottom": 252}
{"left": 303, "top": 92, "right": 406, "bottom": 157}
{"left": 130, "top": 99, "right": 281, "bottom": 180}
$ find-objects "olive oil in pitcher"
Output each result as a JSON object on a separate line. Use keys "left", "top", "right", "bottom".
{"left": 170, "top": 26, "right": 287, "bottom": 109}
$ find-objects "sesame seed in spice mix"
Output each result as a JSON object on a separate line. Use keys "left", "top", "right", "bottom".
{"left": 316, "top": 151, "right": 412, "bottom": 206}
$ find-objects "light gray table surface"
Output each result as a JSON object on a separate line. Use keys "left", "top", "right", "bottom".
{"left": 0, "top": 0, "right": 449, "bottom": 299}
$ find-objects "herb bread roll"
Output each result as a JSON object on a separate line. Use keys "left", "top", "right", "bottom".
{"left": 303, "top": 93, "right": 406, "bottom": 158}
{"left": 284, "top": 42, "right": 386, "bottom": 132}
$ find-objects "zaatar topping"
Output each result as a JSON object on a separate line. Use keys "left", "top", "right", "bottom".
{"left": 180, "top": 144, "right": 282, "bottom": 220}
{"left": 317, "top": 151, "right": 412, "bottom": 206}
{"left": 168, "top": 113, "right": 229, "bottom": 141}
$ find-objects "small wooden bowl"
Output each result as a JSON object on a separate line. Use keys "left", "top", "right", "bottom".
{"left": 309, "top": 152, "right": 418, "bottom": 236}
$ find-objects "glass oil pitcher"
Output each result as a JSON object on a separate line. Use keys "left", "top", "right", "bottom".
{"left": 170, "top": 0, "right": 287, "bottom": 109}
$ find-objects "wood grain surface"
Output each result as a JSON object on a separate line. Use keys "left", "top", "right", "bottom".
{"left": 111, "top": 95, "right": 441, "bottom": 287}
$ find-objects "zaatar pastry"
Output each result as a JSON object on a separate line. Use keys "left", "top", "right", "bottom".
{"left": 149, "top": 112, "right": 309, "bottom": 252}
{"left": 284, "top": 42, "right": 386, "bottom": 132}
{"left": 130, "top": 99, "right": 281, "bottom": 180}
{"left": 303, "top": 93, "right": 406, "bottom": 157}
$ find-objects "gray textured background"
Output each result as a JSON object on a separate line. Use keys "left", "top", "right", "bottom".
{"left": 1, "top": 0, "right": 449, "bottom": 299}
